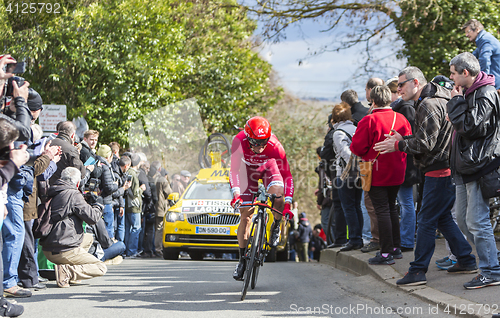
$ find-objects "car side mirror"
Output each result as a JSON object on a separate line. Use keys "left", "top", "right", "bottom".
{"left": 168, "top": 193, "right": 179, "bottom": 205}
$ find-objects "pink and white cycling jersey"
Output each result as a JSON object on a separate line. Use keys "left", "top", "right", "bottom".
{"left": 229, "top": 131, "right": 294, "bottom": 204}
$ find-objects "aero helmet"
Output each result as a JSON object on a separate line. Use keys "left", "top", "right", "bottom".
{"left": 244, "top": 116, "right": 271, "bottom": 147}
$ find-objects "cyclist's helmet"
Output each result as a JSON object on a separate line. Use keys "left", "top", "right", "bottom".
{"left": 244, "top": 116, "right": 271, "bottom": 147}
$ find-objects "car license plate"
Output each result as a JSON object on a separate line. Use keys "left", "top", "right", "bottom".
{"left": 195, "top": 226, "right": 230, "bottom": 235}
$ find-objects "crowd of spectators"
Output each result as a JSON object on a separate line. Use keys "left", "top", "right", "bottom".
{"left": 317, "top": 18, "right": 500, "bottom": 291}
{"left": 0, "top": 54, "right": 184, "bottom": 316}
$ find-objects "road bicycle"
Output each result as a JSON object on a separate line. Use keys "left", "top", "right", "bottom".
{"left": 235, "top": 184, "right": 285, "bottom": 301}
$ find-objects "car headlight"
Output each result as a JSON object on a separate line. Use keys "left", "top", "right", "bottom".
{"left": 165, "top": 212, "right": 184, "bottom": 223}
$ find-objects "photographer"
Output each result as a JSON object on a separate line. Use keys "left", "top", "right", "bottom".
{"left": 40, "top": 167, "right": 106, "bottom": 288}
{"left": 49, "top": 121, "right": 91, "bottom": 187}
{"left": 0, "top": 55, "right": 31, "bottom": 142}
{"left": 0, "top": 118, "right": 28, "bottom": 316}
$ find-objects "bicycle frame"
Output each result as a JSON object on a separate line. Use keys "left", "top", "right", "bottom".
{"left": 237, "top": 184, "right": 284, "bottom": 300}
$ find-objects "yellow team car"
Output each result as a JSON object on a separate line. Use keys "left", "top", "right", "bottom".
{"left": 162, "top": 138, "right": 290, "bottom": 261}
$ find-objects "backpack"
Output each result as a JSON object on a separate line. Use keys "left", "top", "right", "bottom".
{"left": 33, "top": 198, "right": 54, "bottom": 239}
{"left": 320, "top": 129, "right": 336, "bottom": 179}
{"left": 33, "top": 190, "right": 75, "bottom": 239}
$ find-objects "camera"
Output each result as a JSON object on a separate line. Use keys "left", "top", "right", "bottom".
{"left": 126, "top": 174, "right": 132, "bottom": 182}
{"left": 5, "top": 76, "right": 25, "bottom": 97}
{"left": 85, "top": 177, "right": 100, "bottom": 193}
{"left": 0, "top": 145, "right": 36, "bottom": 166}
{"left": 3, "top": 62, "right": 26, "bottom": 74}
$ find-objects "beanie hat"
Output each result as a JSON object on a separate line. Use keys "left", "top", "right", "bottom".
{"left": 97, "top": 145, "right": 112, "bottom": 159}
{"left": 27, "top": 88, "right": 43, "bottom": 111}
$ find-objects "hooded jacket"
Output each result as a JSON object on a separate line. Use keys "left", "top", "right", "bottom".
{"left": 40, "top": 179, "right": 102, "bottom": 253}
{"left": 397, "top": 82, "right": 453, "bottom": 173}
{"left": 447, "top": 71, "right": 500, "bottom": 182}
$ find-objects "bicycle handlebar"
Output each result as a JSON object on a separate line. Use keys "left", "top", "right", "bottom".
{"left": 239, "top": 202, "right": 283, "bottom": 215}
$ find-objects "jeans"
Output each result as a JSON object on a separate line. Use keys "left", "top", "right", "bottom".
{"left": 320, "top": 205, "right": 332, "bottom": 244}
{"left": 361, "top": 192, "right": 372, "bottom": 241}
{"left": 331, "top": 185, "right": 347, "bottom": 245}
{"left": 103, "top": 204, "right": 115, "bottom": 240}
{"left": 2, "top": 189, "right": 25, "bottom": 289}
{"left": 368, "top": 185, "right": 400, "bottom": 253}
{"left": 114, "top": 207, "right": 125, "bottom": 242}
{"left": 336, "top": 178, "right": 363, "bottom": 245}
{"left": 409, "top": 176, "right": 475, "bottom": 274}
{"left": 455, "top": 181, "right": 500, "bottom": 280}
{"left": 398, "top": 185, "right": 416, "bottom": 249}
{"left": 102, "top": 241, "right": 126, "bottom": 262}
{"left": 125, "top": 212, "right": 141, "bottom": 256}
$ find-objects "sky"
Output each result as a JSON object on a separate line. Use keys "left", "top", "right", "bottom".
{"left": 252, "top": 16, "right": 407, "bottom": 101}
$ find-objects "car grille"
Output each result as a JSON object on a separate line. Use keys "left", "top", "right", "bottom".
{"left": 174, "top": 234, "right": 238, "bottom": 245}
{"left": 187, "top": 214, "right": 240, "bottom": 225}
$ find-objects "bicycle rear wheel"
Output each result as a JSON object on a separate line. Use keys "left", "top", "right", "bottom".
{"left": 251, "top": 217, "right": 265, "bottom": 289}
{"left": 241, "top": 216, "right": 262, "bottom": 300}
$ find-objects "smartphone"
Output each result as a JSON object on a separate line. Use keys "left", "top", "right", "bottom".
{"left": 126, "top": 175, "right": 132, "bottom": 182}
{"left": 4, "top": 62, "right": 26, "bottom": 74}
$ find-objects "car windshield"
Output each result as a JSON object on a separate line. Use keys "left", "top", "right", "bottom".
{"left": 183, "top": 181, "right": 232, "bottom": 200}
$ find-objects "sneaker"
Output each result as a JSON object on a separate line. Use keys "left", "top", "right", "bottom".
{"left": 232, "top": 260, "right": 246, "bottom": 281}
{"left": 55, "top": 264, "right": 71, "bottom": 288}
{"left": 396, "top": 271, "right": 427, "bottom": 286}
{"left": 0, "top": 297, "right": 24, "bottom": 317}
{"left": 368, "top": 252, "right": 395, "bottom": 265}
{"left": 269, "top": 224, "right": 280, "bottom": 247}
{"left": 3, "top": 285, "right": 32, "bottom": 298}
{"left": 391, "top": 248, "right": 403, "bottom": 259}
{"left": 361, "top": 242, "right": 380, "bottom": 253}
{"left": 435, "top": 256, "right": 450, "bottom": 264}
{"left": 104, "top": 255, "right": 124, "bottom": 266}
{"left": 436, "top": 258, "right": 457, "bottom": 270}
{"left": 447, "top": 263, "right": 479, "bottom": 274}
{"left": 463, "top": 274, "right": 500, "bottom": 289}
{"left": 339, "top": 242, "right": 363, "bottom": 252}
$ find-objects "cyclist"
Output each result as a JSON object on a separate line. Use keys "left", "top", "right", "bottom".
{"left": 230, "top": 116, "right": 294, "bottom": 280}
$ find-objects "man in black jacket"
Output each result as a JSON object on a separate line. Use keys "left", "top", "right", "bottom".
{"left": 80, "top": 130, "right": 101, "bottom": 180}
{"left": 40, "top": 167, "right": 106, "bottom": 288}
{"left": 340, "top": 89, "right": 368, "bottom": 126}
{"left": 448, "top": 52, "right": 500, "bottom": 289}
{"left": 49, "top": 121, "right": 90, "bottom": 186}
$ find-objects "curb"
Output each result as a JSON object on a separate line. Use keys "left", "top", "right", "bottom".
{"left": 320, "top": 248, "right": 491, "bottom": 318}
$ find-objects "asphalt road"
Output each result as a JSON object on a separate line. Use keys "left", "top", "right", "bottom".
{"left": 18, "top": 258, "right": 460, "bottom": 318}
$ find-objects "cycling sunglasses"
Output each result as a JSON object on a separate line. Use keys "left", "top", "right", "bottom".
{"left": 248, "top": 137, "right": 269, "bottom": 147}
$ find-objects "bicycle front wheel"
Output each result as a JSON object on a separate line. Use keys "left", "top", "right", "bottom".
{"left": 241, "top": 216, "right": 262, "bottom": 300}
{"left": 251, "top": 217, "right": 265, "bottom": 289}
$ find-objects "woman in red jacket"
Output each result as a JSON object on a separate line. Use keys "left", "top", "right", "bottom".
{"left": 350, "top": 85, "right": 412, "bottom": 265}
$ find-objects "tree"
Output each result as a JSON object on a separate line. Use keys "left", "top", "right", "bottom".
{"left": 398, "top": 0, "right": 500, "bottom": 77}
{"left": 244, "top": 0, "right": 500, "bottom": 80}
{"left": 0, "top": 0, "right": 280, "bottom": 146}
